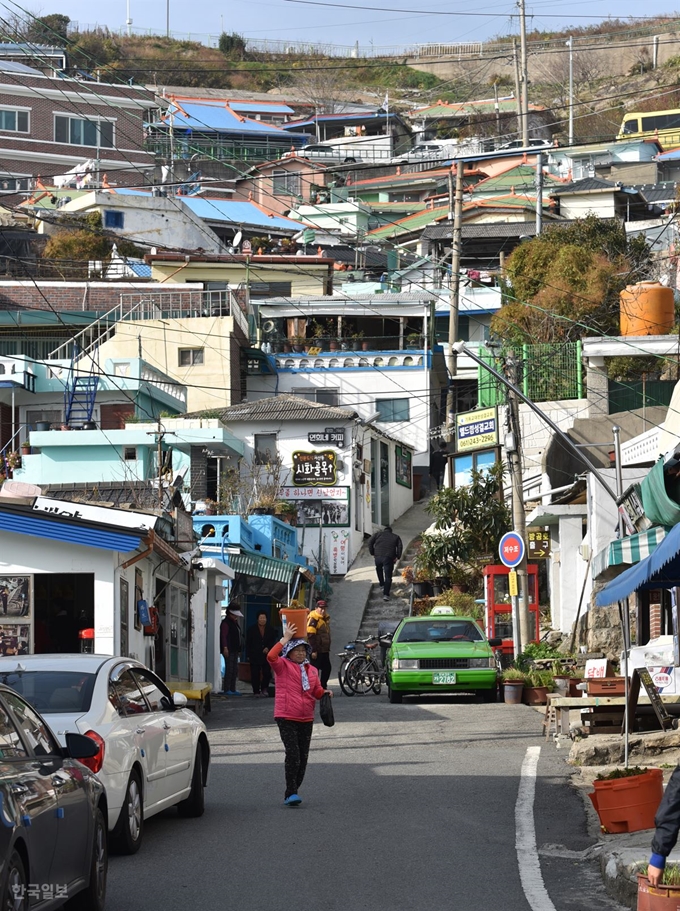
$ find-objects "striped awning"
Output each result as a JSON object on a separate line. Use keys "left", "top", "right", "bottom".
{"left": 592, "top": 526, "right": 668, "bottom": 580}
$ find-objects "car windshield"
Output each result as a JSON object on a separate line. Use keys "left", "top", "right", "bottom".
{"left": 396, "top": 620, "right": 484, "bottom": 643}
{"left": 0, "top": 670, "right": 96, "bottom": 714}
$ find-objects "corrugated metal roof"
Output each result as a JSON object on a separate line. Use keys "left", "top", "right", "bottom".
{"left": 550, "top": 177, "right": 619, "bottom": 194}
{"left": 229, "top": 101, "right": 295, "bottom": 114}
{"left": 472, "top": 164, "right": 564, "bottom": 194}
{"left": 180, "top": 197, "right": 305, "bottom": 232}
{"left": 187, "top": 394, "right": 357, "bottom": 422}
{"left": 228, "top": 551, "right": 301, "bottom": 585}
{"left": 154, "top": 102, "right": 293, "bottom": 136}
{"left": 0, "top": 509, "right": 143, "bottom": 552}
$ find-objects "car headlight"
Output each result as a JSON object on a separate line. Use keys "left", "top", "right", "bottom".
{"left": 392, "top": 659, "right": 419, "bottom": 670}
{"left": 469, "top": 657, "right": 495, "bottom": 668}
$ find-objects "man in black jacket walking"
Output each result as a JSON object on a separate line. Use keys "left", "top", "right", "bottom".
{"left": 649, "top": 764, "right": 680, "bottom": 884}
{"left": 368, "top": 526, "right": 403, "bottom": 601}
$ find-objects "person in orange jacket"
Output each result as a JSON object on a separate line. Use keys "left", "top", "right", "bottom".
{"left": 267, "top": 622, "right": 332, "bottom": 806}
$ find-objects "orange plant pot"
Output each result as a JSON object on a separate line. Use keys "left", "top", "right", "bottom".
{"left": 522, "top": 686, "right": 548, "bottom": 706}
{"left": 279, "top": 608, "right": 309, "bottom": 640}
{"left": 588, "top": 769, "right": 663, "bottom": 834}
{"left": 637, "top": 873, "right": 680, "bottom": 910}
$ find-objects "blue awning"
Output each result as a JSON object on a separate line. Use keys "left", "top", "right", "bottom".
{"left": 595, "top": 523, "right": 680, "bottom": 606}
{"left": 0, "top": 509, "right": 144, "bottom": 552}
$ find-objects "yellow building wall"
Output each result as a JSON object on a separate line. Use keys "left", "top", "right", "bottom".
{"left": 97, "top": 316, "right": 240, "bottom": 413}
{"left": 149, "top": 261, "right": 330, "bottom": 296}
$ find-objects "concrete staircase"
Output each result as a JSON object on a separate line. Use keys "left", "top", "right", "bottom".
{"left": 357, "top": 535, "right": 422, "bottom": 638}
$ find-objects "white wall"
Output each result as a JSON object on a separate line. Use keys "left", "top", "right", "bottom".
{"left": 247, "top": 365, "right": 433, "bottom": 467}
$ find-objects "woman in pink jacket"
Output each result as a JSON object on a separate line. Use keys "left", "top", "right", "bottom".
{"left": 267, "top": 622, "right": 332, "bottom": 806}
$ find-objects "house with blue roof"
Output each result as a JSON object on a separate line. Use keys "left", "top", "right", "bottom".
{"left": 147, "top": 97, "right": 311, "bottom": 180}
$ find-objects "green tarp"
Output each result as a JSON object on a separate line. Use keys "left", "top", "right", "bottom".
{"left": 640, "top": 459, "right": 680, "bottom": 528}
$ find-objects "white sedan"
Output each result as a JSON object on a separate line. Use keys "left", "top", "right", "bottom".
{"left": 0, "top": 654, "right": 210, "bottom": 854}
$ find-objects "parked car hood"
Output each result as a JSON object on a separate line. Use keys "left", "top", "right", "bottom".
{"left": 392, "top": 640, "right": 493, "bottom": 658}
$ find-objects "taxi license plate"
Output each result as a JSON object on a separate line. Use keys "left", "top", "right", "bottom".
{"left": 433, "top": 672, "right": 456, "bottom": 684}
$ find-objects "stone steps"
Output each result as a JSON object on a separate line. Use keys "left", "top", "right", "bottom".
{"left": 357, "top": 535, "right": 422, "bottom": 639}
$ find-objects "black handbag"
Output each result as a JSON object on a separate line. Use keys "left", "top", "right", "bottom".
{"left": 319, "top": 693, "right": 335, "bottom": 727}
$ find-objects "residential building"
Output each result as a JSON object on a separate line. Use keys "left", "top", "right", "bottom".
{"left": 46, "top": 189, "right": 306, "bottom": 252}
{"left": 282, "top": 109, "right": 412, "bottom": 161}
{"left": 233, "top": 157, "right": 334, "bottom": 218}
{"left": 546, "top": 139, "right": 661, "bottom": 183}
{"left": 0, "top": 59, "right": 155, "bottom": 197}
{"left": 408, "top": 97, "right": 553, "bottom": 143}
{"left": 0, "top": 354, "right": 187, "bottom": 452}
{"left": 189, "top": 394, "right": 414, "bottom": 569}
{"left": 248, "top": 294, "right": 444, "bottom": 488}
{"left": 146, "top": 97, "right": 310, "bottom": 183}
{"left": 549, "top": 178, "right": 650, "bottom": 221}
{"left": 288, "top": 198, "right": 372, "bottom": 238}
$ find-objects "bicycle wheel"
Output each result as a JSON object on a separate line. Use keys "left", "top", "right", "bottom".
{"left": 345, "top": 655, "right": 373, "bottom": 695}
{"left": 371, "top": 668, "right": 384, "bottom": 695}
{"left": 338, "top": 657, "right": 355, "bottom": 697}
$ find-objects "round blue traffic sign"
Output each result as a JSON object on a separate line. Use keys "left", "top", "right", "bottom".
{"left": 499, "top": 531, "right": 525, "bottom": 568}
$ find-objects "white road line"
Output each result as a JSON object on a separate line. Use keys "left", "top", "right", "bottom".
{"left": 515, "top": 745, "right": 558, "bottom": 911}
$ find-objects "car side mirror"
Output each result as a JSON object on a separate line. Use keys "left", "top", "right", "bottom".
{"left": 488, "top": 638, "right": 503, "bottom": 648}
{"left": 172, "top": 692, "right": 188, "bottom": 708}
{"left": 65, "top": 732, "right": 100, "bottom": 759}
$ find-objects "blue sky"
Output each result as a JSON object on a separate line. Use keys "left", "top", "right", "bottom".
{"left": 48, "top": 1, "right": 680, "bottom": 51}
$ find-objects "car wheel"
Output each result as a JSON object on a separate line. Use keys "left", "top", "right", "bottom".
{"left": 111, "top": 770, "right": 143, "bottom": 855}
{"left": 388, "top": 685, "right": 403, "bottom": 704}
{"left": 178, "top": 744, "right": 205, "bottom": 818}
{"left": 64, "top": 807, "right": 107, "bottom": 911}
{"left": 481, "top": 687, "right": 497, "bottom": 703}
{"left": 2, "top": 850, "right": 27, "bottom": 911}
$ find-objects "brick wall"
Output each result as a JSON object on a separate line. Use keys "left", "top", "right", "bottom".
{"left": 100, "top": 403, "right": 135, "bottom": 430}
{"left": 649, "top": 602, "right": 662, "bottom": 640}
{"left": 0, "top": 282, "right": 155, "bottom": 312}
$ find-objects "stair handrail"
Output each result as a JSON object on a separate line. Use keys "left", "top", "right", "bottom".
{"left": 47, "top": 296, "right": 148, "bottom": 363}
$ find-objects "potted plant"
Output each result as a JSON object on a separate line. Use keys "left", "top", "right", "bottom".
{"left": 329, "top": 338, "right": 340, "bottom": 352}
{"left": 291, "top": 335, "right": 306, "bottom": 353}
{"left": 638, "top": 863, "right": 680, "bottom": 909}
{"left": 274, "top": 500, "right": 297, "bottom": 525}
{"left": 406, "top": 332, "right": 422, "bottom": 349}
{"left": 6, "top": 451, "right": 21, "bottom": 471}
{"left": 589, "top": 767, "right": 663, "bottom": 834}
{"left": 523, "top": 669, "right": 553, "bottom": 706}
{"left": 351, "top": 331, "right": 364, "bottom": 351}
{"left": 502, "top": 668, "right": 527, "bottom": 705}
{"left": 21, "top": 440, "right": 31, "bottom": 455}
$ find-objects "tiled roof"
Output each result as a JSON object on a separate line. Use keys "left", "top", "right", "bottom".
{"left": 368, "top": 205, "right": 450, "bottom": 239}
{"left": 472, "top": 164, "right": 565, "bottom": 194}
{"left": 633, "top": 183, "right": 678, "bottom": 203}
{"left": 350, "top": 168, "right": 450, "bottom": 189}
{"left": 40, "top": 482, "right": 161, "bottom": 510}
{"left": 411, "top": 97, "right": 545, "bottom": 117}
{"left": 186, "top": 394, "right": 358, "bottom": 423}
{"left": 422, "top": 219, "right": 577, "bottom": 241}
{"left": 550, "top": 177, "right": 619, "bottom": 194}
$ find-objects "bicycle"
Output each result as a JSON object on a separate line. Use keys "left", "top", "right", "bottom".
{"left": 337, "top": 641, "right": 359, "bottom": 697}
{"left": 337, "top": 636, "right": 380, "bottom": 696}
{"left": 345, "top": 636, "right": 392, "bottom": 695}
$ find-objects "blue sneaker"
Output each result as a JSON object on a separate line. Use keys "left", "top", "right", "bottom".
{"left": 284, "top": 794, "right": 302, "bottom": 807}
{"left": 226, "top": 690, "right": 242, "bottom": 696}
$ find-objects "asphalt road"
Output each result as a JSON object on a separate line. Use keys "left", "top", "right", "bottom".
{"left": 105, "top": 692, "right": 628, "bottom": 911}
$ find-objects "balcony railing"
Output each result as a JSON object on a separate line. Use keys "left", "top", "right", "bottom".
{"left": 274, "top": 350, "right": 425, "bottom": 370}
{"left": 146, "top": 134, "right": 295, "bottom": 166}
{"left": 260, "top": 334, "right": 428, "bottom": 355}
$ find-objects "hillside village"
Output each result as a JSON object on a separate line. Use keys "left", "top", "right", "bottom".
{"left": 0, "top": 13, "right": 679, "bottom": 694}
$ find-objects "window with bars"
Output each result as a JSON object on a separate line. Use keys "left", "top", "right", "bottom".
{"left": 272, "top": 170, "right": 301, "bottom": 197}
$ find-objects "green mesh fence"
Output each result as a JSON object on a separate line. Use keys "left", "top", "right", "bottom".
{"left": 477, "top": 341, "right": 583, "bottom": 406}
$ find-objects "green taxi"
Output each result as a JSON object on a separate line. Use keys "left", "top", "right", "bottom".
{"left": 385, "top": 613, "right": 501, "bottom": 704}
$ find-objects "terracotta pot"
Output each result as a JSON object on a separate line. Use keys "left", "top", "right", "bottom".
{"left": 504, "top": 681, "right": 524, "bottom": 705}
{"left": 523, "top": 685, "right": 548, "bottom": 706}
{"left": 568, "top": 678, "right": 582, "bottom": 697}
{"left": 637, "top": 873, "right": 680, "bottom": 910}
{"left": 588, "top": 768, "right": 663, "bottom": 834}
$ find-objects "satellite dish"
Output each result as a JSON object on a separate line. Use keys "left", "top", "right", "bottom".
{"left": 233, "top": 230, "right": 243, "bottom": 248}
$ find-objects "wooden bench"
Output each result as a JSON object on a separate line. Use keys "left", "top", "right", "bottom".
{"left": 548, "top": 694, "right": 680, "bottom": 737}
{"left": 166, "top": 682, "right": 212, "bottom": 718}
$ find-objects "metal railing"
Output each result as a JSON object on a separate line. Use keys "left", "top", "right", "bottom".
{"left": 145, "top": 135, "right": 294, "bottom": 166}
{"left": 48, "top": 288, "right": 247, "bottom": 362}
{"left": 67, "top": 20, "right": 680, "bottom": 60}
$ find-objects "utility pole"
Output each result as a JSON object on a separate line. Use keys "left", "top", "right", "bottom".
{"left": 505, "top": 352, "right": 530, "bottom": 651}
{"left": 445, "top": 161, "right": 464, "bottom": 438}
{"left": 518, "top": 0, "right": 529, "bottom": 146}
{"left": 513, "top": 40, "right": 522, "bottom": 142}
{"left": 166, "top": 0, "right": 170, "bottom": 38}
{"left": 493, "top": 82, "right": 501, "bottom": 140}
{"left": 535, "top": 151, "right": 543, "bottom": 235}
{"left": 567, "top": 36, "right": 574, "bottom": 145}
